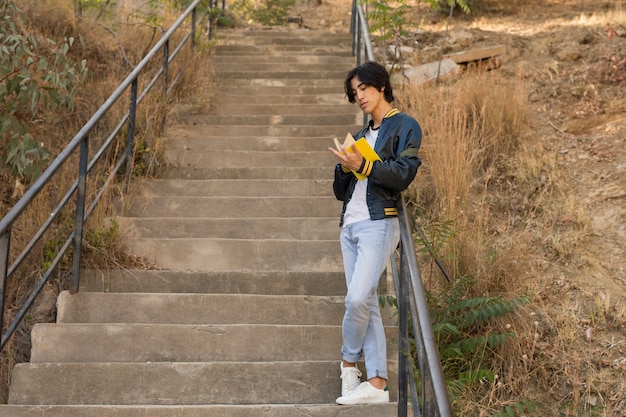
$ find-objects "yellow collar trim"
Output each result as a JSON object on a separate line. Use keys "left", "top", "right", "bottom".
{"left": 384, "top": 108, "right": 400, "bottom": 119}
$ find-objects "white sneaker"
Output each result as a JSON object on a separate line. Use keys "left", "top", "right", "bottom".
{"left": 336, "top": 381, "right": 390, "bottom": 405}
{"left": 339, "top": 363, "right": 362, "bottom": 397}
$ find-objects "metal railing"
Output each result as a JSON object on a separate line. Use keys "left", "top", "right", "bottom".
{"left": 350, "top": 1, "right": 453, "bottom": 415}
{"left": 0, "top": 0, "right": 215, "bottom": 352}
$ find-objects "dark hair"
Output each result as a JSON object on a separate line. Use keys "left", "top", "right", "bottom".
{"left": 344, "top": 61, "right": 394, "bottom": 104}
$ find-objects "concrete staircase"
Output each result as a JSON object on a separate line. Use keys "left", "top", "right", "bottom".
{"left": 0, "top": 29, "right": 402, "bottom": 416}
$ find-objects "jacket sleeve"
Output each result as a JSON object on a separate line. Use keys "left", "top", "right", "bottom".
{"left": 368, "top": 116, "right": 422, "bottom": 192}
{"left": 333, "top": 163, "right": 354, "bottom": 201}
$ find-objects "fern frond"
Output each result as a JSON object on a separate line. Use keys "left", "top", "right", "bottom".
{"left": 453, "top": 0, "right": 471, "bottom": 14}
{"left": 448, "top": 295, "right": 529, "bottom": 329}
{"left": 457, "top": 332, "right": 516, "bottom": 353}
{"left": 432, "top": 322, "right": 461, "bottom": 338}
{"left": 489, "top": 399, "right": 539, "bottom": 417}
{"left": 457, "top": 368, "right": 495, "bottom": 386}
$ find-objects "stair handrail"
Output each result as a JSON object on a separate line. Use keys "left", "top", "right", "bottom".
{"left": 0, "top": 0, "right": 213, "bottom": 353}
{"left": 393, "top": 195, "right": 453, "bottom": 417}
{"left": 350, "top": 1, "right": 453, "bottom": 415}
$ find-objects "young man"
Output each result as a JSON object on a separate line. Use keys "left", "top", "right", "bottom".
{"left": 328, "top": 61, "right": 422, "bottom": 405}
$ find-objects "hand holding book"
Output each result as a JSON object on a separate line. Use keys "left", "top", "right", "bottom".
{"left": 331, "top": 133, "right": 381, "bottom": 180}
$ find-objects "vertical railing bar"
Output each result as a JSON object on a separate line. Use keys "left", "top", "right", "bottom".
{"left": 191, "top": 7, "right": 197, "bottom": 51}
{"left": 70, "top": 136, "right": 89, "bottom": 294}
{"left": 124, "top": 78, "right": 139, "bottom": 194}
{"left": 0, "top": 230, "right": 10, "bottom": 336}
{"left": 406, "top": 272, "right": 428, "bottom": 416}
{"left": 163, "top": 38, "right": 170, "bottom": 94}
{"left": 410, "top": 367, "right": 423, "bottom": 417}
{"left": 350, "top": 0, "right": 356, "bottom": 56}
{"left": 161, "top": 40, "right": 170, "bottom": 135}
{"left": 356, "top": 18, "right": 362, "bottom": 67}
{"left": 356, "top": 1, "right": 374, "bottom": 61}
{"left": 84, "top": 155, "right": 128, "bottom": 221}
{"left": 397, "top": 246, "right": 409, "bottom": 417}
{"left": 2, "top": 235, "right": 73, "bottom": 350}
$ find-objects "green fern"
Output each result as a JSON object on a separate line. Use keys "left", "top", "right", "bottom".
{"left": 490, "top": 399, "right": 539, "bottom": 417}
{"left": 446, "top": 295, "right": 530, "bottom": 329}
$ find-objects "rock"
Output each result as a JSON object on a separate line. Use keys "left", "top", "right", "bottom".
{"left": 448, "top": 30, "right": 474, "bottom": 48}
{"left": 395, "top": 59, "right": 460, "bottom": 85}
{"left": 388, "top": 45, "right": 414, "bottom": 60}
{"left": 557, "top": 47, "right": 582, "bottom": 62}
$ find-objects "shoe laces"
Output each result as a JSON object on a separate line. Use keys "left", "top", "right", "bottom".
{"left": 341, "top": 366, "right": 362, "bottom": 380}
{"left": 350, "top": 381, "right": 378, "bottom": 396}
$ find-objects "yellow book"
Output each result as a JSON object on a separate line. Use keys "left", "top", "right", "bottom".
{"left": 333, "top": 132, "right": 381, "bottom": 180}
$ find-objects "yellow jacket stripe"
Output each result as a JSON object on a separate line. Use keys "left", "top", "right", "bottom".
{"left": 384, "top": 207, "right": 398, "bottom": 216}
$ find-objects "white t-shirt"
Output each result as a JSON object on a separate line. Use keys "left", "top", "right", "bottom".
{"left": 342, "top": 127, "right": 379, "bottom": 227}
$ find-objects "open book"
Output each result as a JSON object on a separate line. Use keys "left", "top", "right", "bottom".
{"left": 333, "top": 132, "right": 381, "bottom": 180}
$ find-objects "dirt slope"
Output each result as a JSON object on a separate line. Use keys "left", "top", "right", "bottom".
{"left": 294, "top": 0, "right": 625, "bottom": 414}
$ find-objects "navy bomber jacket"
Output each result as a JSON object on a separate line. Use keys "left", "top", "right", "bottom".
{"left": 333, "top": 108, "right": 422, "bottom": 227}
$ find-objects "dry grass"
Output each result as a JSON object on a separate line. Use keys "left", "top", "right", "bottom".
{"left": 395, "top": 66, "right": 626, "bottom": 415}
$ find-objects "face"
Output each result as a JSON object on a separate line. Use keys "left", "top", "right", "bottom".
{"left": 350, "top": 76, "right": 385, "bottom": 116}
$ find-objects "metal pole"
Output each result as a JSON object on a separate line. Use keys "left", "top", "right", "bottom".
{"left": 0, "top": 229, "right": 11, "bottom": 336}
{"left": 356, "top": 18, "right": 362, "bottom": 67}
{"left": 397, "top": 247, "right": 409, "bottom": 417}
{"left": 161, "top": 40, "right": 170, "bottom": 135}
{"left": 124, "top": 79, "right": 139, "bottom": 194}
{"left": 191, "top": 7, "right": 197, "bottom": 52}
{"left": 70, "top": 137, "right": 89, "bottom": 294}
{"left": 398, "top": 196, "right": 453, "bottom": 417}
{"left": 350, "top": 0, "right": 356, "bottom": 57}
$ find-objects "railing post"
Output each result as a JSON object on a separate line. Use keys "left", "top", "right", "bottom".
{"left": 0, "top": 229, "right": 11, "bottom": 336}
{"left": 191, "top": 7, "right": 197, "bottom": 52}
{"left": 397, "top": 245, "right": 409, "bottom": 417}
{"left": 124, "top": 78, "right": 139, "bottom": 194}
{"left": 70, "top": 137, "right": 89, "bottom": 294}
{"left": 356, "top": 16, "right": 362, "bottom": 67}
{"left": 350, "top": 0, "right": 356, "bottom": 56}
{"left": 161, "top": 40, "right": 170, "bottom": 134}
{"left": 208, "top": 0, "right": 217, "bottom": 40}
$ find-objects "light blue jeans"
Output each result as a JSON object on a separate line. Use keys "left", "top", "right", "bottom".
{"left": 340, "top": 217, "right": 400, "bottom": 380}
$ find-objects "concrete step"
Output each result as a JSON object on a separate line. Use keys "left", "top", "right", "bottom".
{"left": 56, "top": 291, "right": 347, "bottom": 324}
{"left": 163, "top": 137, "right": 335, "bottom": 153}
{"left": 164, "top": 149, "right": 336, "bottom": 168}
{"left": 162, "top": 131, "right": 340, "bottom": 151}
{"left": 218, "top": 70, "right": 349, "bottom": 80}
{"left": 211, "top": 103, "right": 355, "bottom": 115}
{"left": 80, "top": 269, "right": 347, "bottom": 296}
{"left": 162, "top": 124, "right": 359, "bottom": 137}
{"left": 31, "top": 324, "right": 378, "bottom": 363}
{"left": 218, "top": 28, "right": 350, "bottom": 37}
{"left": 214, "top": 53, "right": 354, "bottom": 64}
{"left": 30, "top": 324, "right": 397, "bottom": 363}
{"left": 160, "top": 166, "right": 332, "bottom": 180}
{"left": 116, "top": 217, "right": 338, "bottom": 239}
{"left": 123, "top": 196, "right": 340, "bottom": 218}
{"left": 132, "top": 179, "right": 333, "bottom": 197}
{"left": 0, "top": 404, "right": 404, "bottom": 417}
{"left": 218, "top": 31, "right": 351, "bottom": 45}
{"left": 219, "top": 85, "right": 346, "bottom": 96}
{"left": 214, "top": 93, "right": 347, "bottom": 105}
{"left": 214, "top": 45, "right": 351, "bottom": 55}
{"left": 212, "top": 61, "right": 352, "bottom": 73}
{"left": 122, "top": 237, "right": 342, "bottom": 271}
{"left": 8, "top": 361, "right": 398, "bottom": 405}
{"left": 175, "top": 113, "right": 358, "bottom": 126}
{"left": 215, "top": 78, "right": 344, "bottom": 88}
